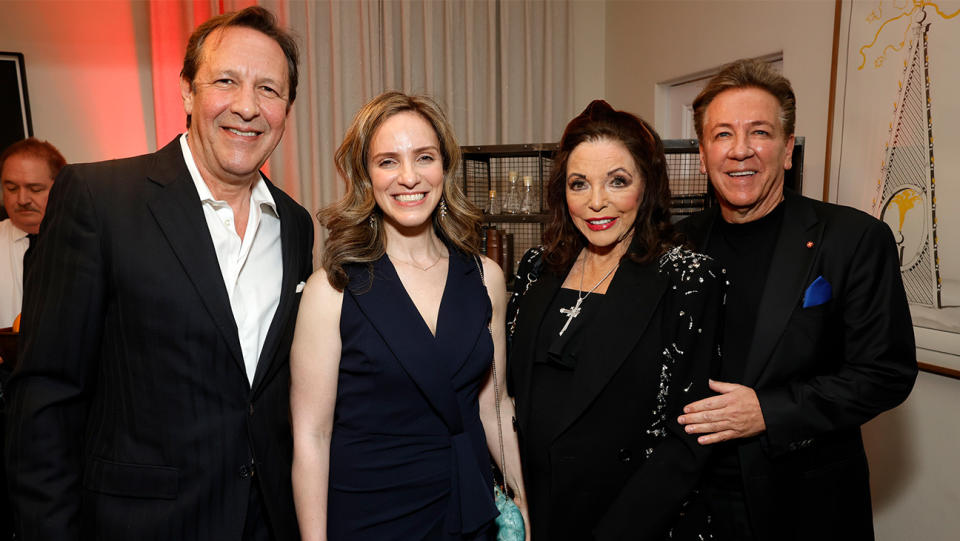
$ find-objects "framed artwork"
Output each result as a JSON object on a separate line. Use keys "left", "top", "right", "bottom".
{"left": 0, "top": 52, "right": 32, "bottom": 153}
{"left": 828, "top": 0, "right": 960, "bottom": 379}
{"left": 0, "top": 51, "right": 32, "bottom": 222}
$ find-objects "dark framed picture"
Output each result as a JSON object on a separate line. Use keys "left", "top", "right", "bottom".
{"left": 0, "top": 51, "right": 32, "bottom": 221}
{"left": 0, "top": 52, "right": 33, "bottom": 153}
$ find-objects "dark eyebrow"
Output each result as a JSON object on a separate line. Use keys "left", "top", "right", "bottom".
{"left": 712, "top": 119, "right": 776, "bottom": 131}
{"left": 606, "top": 167, "right": 632, "bottom": 177}
{"left": 369, "top": 151, "right": 397, "bottom": 162}
{"left": 370, "top": 145, "right": 440, "bottom": 161}
{"left": 212, "top": 69, "right": 284, "bottom": 89}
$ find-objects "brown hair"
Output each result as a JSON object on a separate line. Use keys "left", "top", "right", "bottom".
{"left": 0, "top": 138, "right": 66, "bottom": 179}
{"left": 542, "top": 100, "right": 679, "bottom": 272}
{"left": 319, "top": 91, "right": 481, "bottom": 290}
{"left": 181, "top": 6, "right": 299, "bottom": 128}
{"left": 692, "top": 58, "right": 796, "bottom": 142}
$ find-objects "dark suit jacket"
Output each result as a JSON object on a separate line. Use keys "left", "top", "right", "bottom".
{"left": 676, "top": 191, "right": 917, "bottom": 541}
{"left": 5, "top": 138, "right": 313, "bottom": 541}
{"left": 508, "top": 245, "right": 724, "bottom": 540}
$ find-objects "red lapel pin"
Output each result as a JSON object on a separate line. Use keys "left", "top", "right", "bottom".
{"left": 806, "top": 241, "right": 814, "bottom": 248}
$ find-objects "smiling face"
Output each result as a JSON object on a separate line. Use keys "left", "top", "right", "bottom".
{"left": 699, "top": 87, "right": 794, "bottom": 223}
{"left": 565, "top": 138, "right": 643, "bottom": 252}
{"left": 2, "top": 153, "right": 55, "bottom": 235}
{"left": 368, "top": 111, "right": 445, "bottom": 233}
{"left": 181, "top": 26, "right": 290, "bottom": 190}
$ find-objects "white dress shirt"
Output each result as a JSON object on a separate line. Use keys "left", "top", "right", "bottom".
{"left": 180, "top": 134, "right": 283, "bottom": 385}
{"left": 0, "top": 218, "right": 29, "bottom": 327}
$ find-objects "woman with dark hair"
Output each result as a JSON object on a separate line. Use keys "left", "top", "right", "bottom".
{"left": 507, "top": 100, "right": 723, "bottom": 540}
{"left": 290, "top": 91, "right": 528, "bottom": 540}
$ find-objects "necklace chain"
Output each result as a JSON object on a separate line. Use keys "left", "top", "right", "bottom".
{"left": 558, "top": 252, "right": 619, "bottom": 336}
{"left": 577, "top": 252, "right": 618, "bottom": 301}
{"left": 391, "top": 254, "right": 443, "bottom": 272}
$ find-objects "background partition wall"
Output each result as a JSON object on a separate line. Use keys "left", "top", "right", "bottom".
{"left": 150, "top": 0, "right": 576, "bottom": 238}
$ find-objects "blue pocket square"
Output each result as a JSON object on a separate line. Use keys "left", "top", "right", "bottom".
{"left": 803, "top": 276, "right": 832, "bottom": 308}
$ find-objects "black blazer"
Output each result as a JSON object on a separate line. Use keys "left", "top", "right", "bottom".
{"left": 5, "top": 138, "right": 313, "bottom": 541}
{"left": 508, "top": 245, "right": 724, "bottom": 540}
{"left": 676, "top": 191, "right": 917, "bottom": 541}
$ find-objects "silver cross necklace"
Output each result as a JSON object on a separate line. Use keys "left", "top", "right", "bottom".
{"left": 558, "top": 252, "right": 619, "bottom": 336}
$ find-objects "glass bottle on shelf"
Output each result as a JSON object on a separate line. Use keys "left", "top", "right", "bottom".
{"left": 503, "top": 171, "right": 521, "bottom": 214}
{"left": 485, "top": 189, "right": 500, "bottom": 215}
{"left": 519, "top": 175, "right": 537, "bottom": 214}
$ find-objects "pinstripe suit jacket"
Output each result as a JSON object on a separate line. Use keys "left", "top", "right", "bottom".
{"left": 4, "top": 138, "right": 313, "bottom": 541}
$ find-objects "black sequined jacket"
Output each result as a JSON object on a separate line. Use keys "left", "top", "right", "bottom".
{"left": 507, "top": 243, "right": 725, "bottom": 541}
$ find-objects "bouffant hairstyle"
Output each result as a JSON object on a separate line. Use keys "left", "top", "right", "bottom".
{"left": 319, "top": 91, "right": 481, "bottom": 290}
{"left": 542, "top": 100, "right": 679, "bottom": 272}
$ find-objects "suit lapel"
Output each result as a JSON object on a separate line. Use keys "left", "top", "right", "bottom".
{"left": 743, "top": 193, "right": 823, "bottom": 385}
{"left": 145, "top": 139, "right": 245, "bottom": 375}
{"left": 250, "top": 182, "right": 307, "bottom": 394}
{"left": 511, "top": 268, "right": 563, "bottom": 437}
{"left": 548, "top": 258, "right": 667, "bottom": 442}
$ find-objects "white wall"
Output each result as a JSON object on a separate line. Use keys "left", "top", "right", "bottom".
{"left": 571, "top": 0, "right": 607, "bottom": 114}
{"left": 864, "top": 371, "right": 960, "bottom": 541}
{"left": 603, "top": 2, "right": 960, "bottom": 539}
{"left": 604, "top": 0, "right": 835, "bottom": 199}
{"left": 0, "top": 0, "right": 156, "bottom": 164}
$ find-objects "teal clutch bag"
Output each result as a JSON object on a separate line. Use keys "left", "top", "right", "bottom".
{"left": 494, "top": 484, "right": 525, "bottom": 541}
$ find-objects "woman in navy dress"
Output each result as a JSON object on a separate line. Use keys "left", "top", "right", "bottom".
{"left": 291, "top": 92, "right": 529, "bottom": 540}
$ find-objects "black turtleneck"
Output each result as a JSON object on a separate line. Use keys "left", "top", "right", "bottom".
{"left": 706, "top": 202, "right": 785, "bottom": 383}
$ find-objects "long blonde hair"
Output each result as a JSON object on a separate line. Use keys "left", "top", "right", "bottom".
{"left": 318, "top": 91, "right": 481, "bottom": 290}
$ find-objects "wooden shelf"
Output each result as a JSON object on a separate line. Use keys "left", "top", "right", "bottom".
{"left": 482, "top": 213, "right": 549, "bottom": 224}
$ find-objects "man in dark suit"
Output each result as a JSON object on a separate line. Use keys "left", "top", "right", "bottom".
{"left": 676, "top": 59, "right": 917, "bottom": 540}
{"left": 5, "top": 7, "right": 313, "bottom": 540}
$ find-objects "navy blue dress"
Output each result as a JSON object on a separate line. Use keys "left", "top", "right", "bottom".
{"left": 327, "top": 251, "right": 497, "bottom": 540}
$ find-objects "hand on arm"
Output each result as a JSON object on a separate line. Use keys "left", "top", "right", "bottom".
{"left": 477, "top": 256, "right": 531, "bottom": 540}
{"left": 678, "top": 379, "right": 766, "bottom": 445}
{"left": 290, "top": 272, "right": 343, "bottom": 541}
{"left": 594, "top": 254, "right": 725, "bottom": 540}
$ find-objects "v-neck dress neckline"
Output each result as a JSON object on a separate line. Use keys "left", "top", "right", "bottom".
{"left": 381, "top": 253, "right": 452, "bottom": 339}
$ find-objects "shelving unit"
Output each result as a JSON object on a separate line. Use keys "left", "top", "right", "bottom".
{"left": 459, "top": 144, "right": 555, "bottom": 279}
{"left": 457, "top": 138, "right": 805, "bottom": 278}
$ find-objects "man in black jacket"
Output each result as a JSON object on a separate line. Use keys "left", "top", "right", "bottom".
{"left": 676, "top": 58, "right": 917, "bottom": 541}
{"left": 5, "top": 7, "right": 312, "bottom": 540}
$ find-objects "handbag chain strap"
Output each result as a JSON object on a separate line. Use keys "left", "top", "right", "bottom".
{"left": 474, "top": 256, "right": 509, "bottom": 494}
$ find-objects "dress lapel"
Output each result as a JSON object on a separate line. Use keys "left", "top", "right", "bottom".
{"left": 548, "top": 257, "right": 668, "bottom": 442}
{"left": 348, "top": 253, "right": 497, "bottom": 534}
{"left": 145, "top": 139, "right": 245, "bottom": 376}
{"left": 435, "top": 252, "right": 490, "bottom": 378}
{"left": 743, "top": 193, "right": 822, "bottom": 385}
{"left": 347, "top": 256, "right": 463, "bottom": 433}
